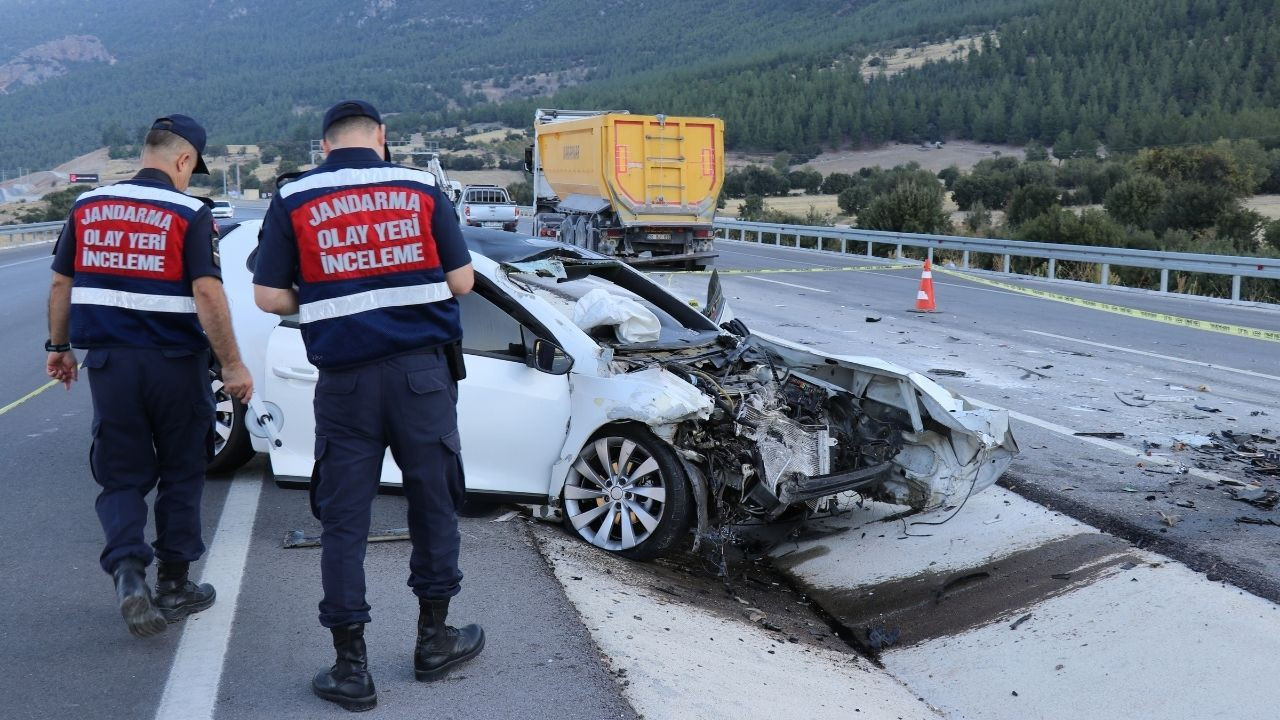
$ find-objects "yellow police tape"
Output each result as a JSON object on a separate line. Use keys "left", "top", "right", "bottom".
{"left": 0, "top": 379, "right": 59, "bottom": 417}
{"left": 667, "top": 262, "right": 916, "bottom": 276}
{"left": 933, "top": 266, "right": 1280, "bottom": 344}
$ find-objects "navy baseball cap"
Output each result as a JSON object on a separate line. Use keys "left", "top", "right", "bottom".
{"left": 322, "top": 100, "right": 383, "bottom": 136}
{"left": 151, "top": 114, "right": 209, "bottom": 174}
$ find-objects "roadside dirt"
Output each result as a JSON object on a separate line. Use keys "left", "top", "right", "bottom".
{"left": 523, "top": 516, "right": 864, "bottom": 659}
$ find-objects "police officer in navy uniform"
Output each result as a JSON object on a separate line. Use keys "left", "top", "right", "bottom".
{"left": 253, "top": 100, "right": 481, "bottom": 712}
{"left": 46, "top": 114, "right": 254, "bottom": 638}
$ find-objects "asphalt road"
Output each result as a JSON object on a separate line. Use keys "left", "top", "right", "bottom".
{"left": 0, "top": 210, "right": 635, "bottom": 720}
{"left": 663, "top": 239, "right": 1280, "bottom": 601}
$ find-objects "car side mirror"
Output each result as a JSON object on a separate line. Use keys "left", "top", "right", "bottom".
{"left": 527, "top": 337, "right": 573, "bottom": 375}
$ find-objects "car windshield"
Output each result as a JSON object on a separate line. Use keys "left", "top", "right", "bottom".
{"left": 215, "top": 201, "right": 231, "bottom": 207}
{"left": 509, "top": 259, "right": 720, "bottom": 350}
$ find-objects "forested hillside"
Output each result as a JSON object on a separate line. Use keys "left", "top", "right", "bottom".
{"left": 498, "top": 0, "right": 1280, "bottom": 154}
{"left": 0, "top": 0, "right": 1044, "bottom": 172}
{"left": 2, "top": 0, "right": 1279, "bottom": 173}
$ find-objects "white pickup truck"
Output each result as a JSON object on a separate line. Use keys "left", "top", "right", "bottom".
{"left": 457, "top": 185, "right": 519, "bottom": 232}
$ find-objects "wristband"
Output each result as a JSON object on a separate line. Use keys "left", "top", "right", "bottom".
{"left": 44, "top": 340, "right": 71, "bottom": 353}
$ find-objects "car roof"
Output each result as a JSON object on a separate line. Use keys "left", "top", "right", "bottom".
{"left": 460, "top": 227, "right": 606, "bottom": 264}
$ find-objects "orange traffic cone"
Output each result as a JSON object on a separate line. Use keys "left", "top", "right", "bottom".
{"left": 912, "top": 259, "right": 937, "bottom": 312}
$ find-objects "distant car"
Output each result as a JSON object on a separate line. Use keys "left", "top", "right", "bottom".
{"left": 211, "top": 200, "right": 235, "bottom": 219}
{"left": 207, "top": 221, "right": 1018, "bottom": 560}
{"left": 457, "top": 185, "right": 518, "bottom": 231}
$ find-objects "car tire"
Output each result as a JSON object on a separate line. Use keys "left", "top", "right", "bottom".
{"left": 561, "top": 424, "right": 692, "bottom": 561}
{"left": 206, "top": 365, "right": 254, "bottom": 475}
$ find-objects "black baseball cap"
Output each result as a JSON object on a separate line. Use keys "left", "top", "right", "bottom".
{"left": 322, "top": 100, "right": 383, "bottom": 136}
{"left": 151, "top": 114, "right": 209, "bottom": 174}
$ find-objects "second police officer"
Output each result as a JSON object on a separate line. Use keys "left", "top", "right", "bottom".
{"left": 253, "top": 100, "right": 482, "bottom": 712}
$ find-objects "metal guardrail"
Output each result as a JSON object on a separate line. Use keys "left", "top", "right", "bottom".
{"left": 0, "top": 221, "right": 63, "bottom": 248}
{"left": 714, "top": 218, "right": 1280, "bottom": 302}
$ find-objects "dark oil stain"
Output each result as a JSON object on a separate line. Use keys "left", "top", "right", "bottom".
{"left": 773, "top": 544, "right": 832, "bottom": 567}
{"left": 788, "top": 533, "right": 1140, "bottom": 652}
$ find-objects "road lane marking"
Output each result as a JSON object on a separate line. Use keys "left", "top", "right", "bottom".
{"left": 744, "top": 275, "right": 830, "bottom": 293}
{"left": 0, "top": 379, "right": 59, "bottom": 417}
{"left": 1026, "top": 330, "right": 1280, "bottom": 383}
{"left": 0, "top": 255, "right": 51, "bottom": 270}
{"left": 155, "top": 469, "right": 262, "bottom": 720}
{"left": 963, "top": 395, "right": 1236, "bottom": 485}
{"left": 936, "top": 267, "right": 1280, "bottom": 343}
{"left": 666, "top": 263, "right": 915, "bottom": 276}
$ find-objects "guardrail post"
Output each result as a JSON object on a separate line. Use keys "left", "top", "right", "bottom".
{"left": 927, "top": 247, "right": 934, "bottom": 263}
{"left": 895, "top": 243, "right": 903, "bottom": 259}
{"left": 1159, "top": 269, "right": 1169, "bottom": 293}
{"left": 962, "top": 250, "right": 970, "bottom": 269}
{"left": 839, "top": 237, "right": 846, "bottom": 254}
{"left": 1002, "top": 254, "right": 1011, "bottom": 273}
{"left": 865, "top": 240, "right": 872, "bottom": 257}
{"left": 795, "top": 233, "right": 800, "bottom": 248}
{"left": 774, "top": 232, "right": 780, "bottom": 246}
{"left": 1101, "top": 264, "right": 1110, "bottom": 286}
{"left": 1048, "top": 258, "right": 1056, "bottom": 280}
{"left": 1232, "top": 275, "right": 1242, "bottom": 301}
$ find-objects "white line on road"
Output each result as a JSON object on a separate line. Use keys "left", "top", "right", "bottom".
{"left": 1026, "top": 329, "right": 1280, "bottom": 383}
{"left": 743, "top": 275, "right": 830, "bottom": 293}
{"left": 0, "top": 255, "right": 51, "bottom": 270}
{"left": 154, "top": 469, "right": 263, "bottom": 720}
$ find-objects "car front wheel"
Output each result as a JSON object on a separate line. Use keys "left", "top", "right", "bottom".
{"left": 562, "top": 425, "right": 691, "bottom": 560}
{"left": 206, "top": 366, "right": 254, "bottom": 475}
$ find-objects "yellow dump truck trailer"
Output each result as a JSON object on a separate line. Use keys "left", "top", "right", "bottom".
{"left": 528, "top": 109, "right": 724, "bottom": 268}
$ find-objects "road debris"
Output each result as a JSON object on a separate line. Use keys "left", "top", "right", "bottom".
{"left": 928, "top": 368, "right": 967, "bottom": 377}
{"left": 865, "top": 626, "right": 901, "bottom": 650}
{"left": 1157, "top": 511, "right": 1181, "bottom": 527}
{"left": 1236, "top": 516, "right": 1280, "bottom": 527}
{"left": 1074, "top": 432, "right": 1125, "bottom": 439}
{"left": 1115, "top": 392, "right": 1153, "bottom": 408}
{"left": 1009, "top": 613, "right": 1033, "bottom": 630}
{"left": 1194, "top": 405, "right": 1222, "bottom": 414}
{"left": 1232, "top": 488, "right": 1279, "bottom": 510}
{"left": 864, "top": 316, "right": 882, "bottom": 323}
{"left": 1009, "top": 365, "right": 1051, "bottom": 380}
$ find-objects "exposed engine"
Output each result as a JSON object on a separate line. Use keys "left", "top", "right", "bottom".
{"left": 620, "top": 339, "right": 910, "bottom": 522}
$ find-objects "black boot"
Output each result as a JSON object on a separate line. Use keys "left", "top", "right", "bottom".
{"left": 313, "top": 624, "right": 377, "bottom": 712}
{"left": 154, "top": 561, "right": 216, "bottom": 622}
{"left": 113, "top": 558, "right": 166, "bottom": 638}
{"left": 414, "top": 598, "right": 484, "bottom": 682}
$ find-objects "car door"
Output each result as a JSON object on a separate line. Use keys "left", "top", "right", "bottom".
{"left": 455, "top": 283, "right": 573, "bottom": 500}
{"left": 260, "top": 284, "right": 573, "bottom": 499}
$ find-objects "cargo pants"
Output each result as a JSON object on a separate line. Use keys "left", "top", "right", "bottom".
{"left": 310, "top": 347, "right": 466, "bottom": 628}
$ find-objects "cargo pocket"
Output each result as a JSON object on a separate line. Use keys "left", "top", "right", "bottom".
{"left": 439, "top": 429, "right": 466, "bottom": 510}
{"left": 309, "top": 435, "right": 328, "bottom": 520}
{"left": 88, "top": 418, "right": 103, "bottom": 486}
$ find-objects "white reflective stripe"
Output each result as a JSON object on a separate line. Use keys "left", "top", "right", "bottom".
{"left": 279, "top": 166, "right": 437, "bottom": 199}
{"left": 72, "top": 287, "right": 197, "bottom": 313}
{"left": 77, "top": 183, "right": 204, "bottom": 212}
{"left": 298, "top": 282, "right": 452, "bottom": 324}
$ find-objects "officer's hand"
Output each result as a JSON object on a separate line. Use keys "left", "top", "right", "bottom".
{"left": 221, "top": 361, "right": 254, "bottom": 404}
{"left": 46, "top": 351, "right": 78, "bottom": 390}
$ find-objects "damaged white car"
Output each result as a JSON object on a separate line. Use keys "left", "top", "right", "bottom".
{"left": 211, "top": 221, "right": 1018, "bottom": 559}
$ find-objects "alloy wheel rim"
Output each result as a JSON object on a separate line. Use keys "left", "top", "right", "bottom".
{"left": 564, "top": 437, "right": 668, "bottom": 551}
{"left": 209, "top": 371, "right": 235, "bottom": 456}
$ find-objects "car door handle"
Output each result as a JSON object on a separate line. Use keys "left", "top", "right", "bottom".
{"left": 272, "top": 366, "right": 319, "bottom": 382}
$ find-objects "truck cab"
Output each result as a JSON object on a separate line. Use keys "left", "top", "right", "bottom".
{"left": 457, "top": 185, "right": 519, "bottom": 232}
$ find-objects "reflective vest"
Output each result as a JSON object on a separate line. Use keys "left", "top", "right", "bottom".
{"left": 68, "top": 182, "right": 208, "bottom": 350}
{"left": 276, "top": 165, "right": 459, "bottom": 368}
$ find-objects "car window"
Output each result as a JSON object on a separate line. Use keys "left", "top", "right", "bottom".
{"left": 465, "top": 189, "right": 509, "bottom": 205}
{"left": 458, "top": 290, "right": 525, "bottom": 359}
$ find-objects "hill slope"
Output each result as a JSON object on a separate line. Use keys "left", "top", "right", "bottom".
{"left": 0, "top": 0, "right": 1045, "bottom": 171}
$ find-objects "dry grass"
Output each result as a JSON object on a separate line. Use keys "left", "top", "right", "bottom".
{"left": 727, "top": 141, "right": 1025, "bottom": 175}
{"left": 448, "top": 169, "right": 523, "bottom": 188}
{"left": 861, "top": 34, "right": 987, "bottom": 79}
{"left": 1244, "top": 195, "right": 1280, "bottom": 220}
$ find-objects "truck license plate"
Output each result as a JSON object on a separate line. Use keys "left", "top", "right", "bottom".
{"left": 646, "top": 233, "right": 671, "bottom": 240}
{"left": 483, "top": 222, "right": 503, "bottom": 228}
